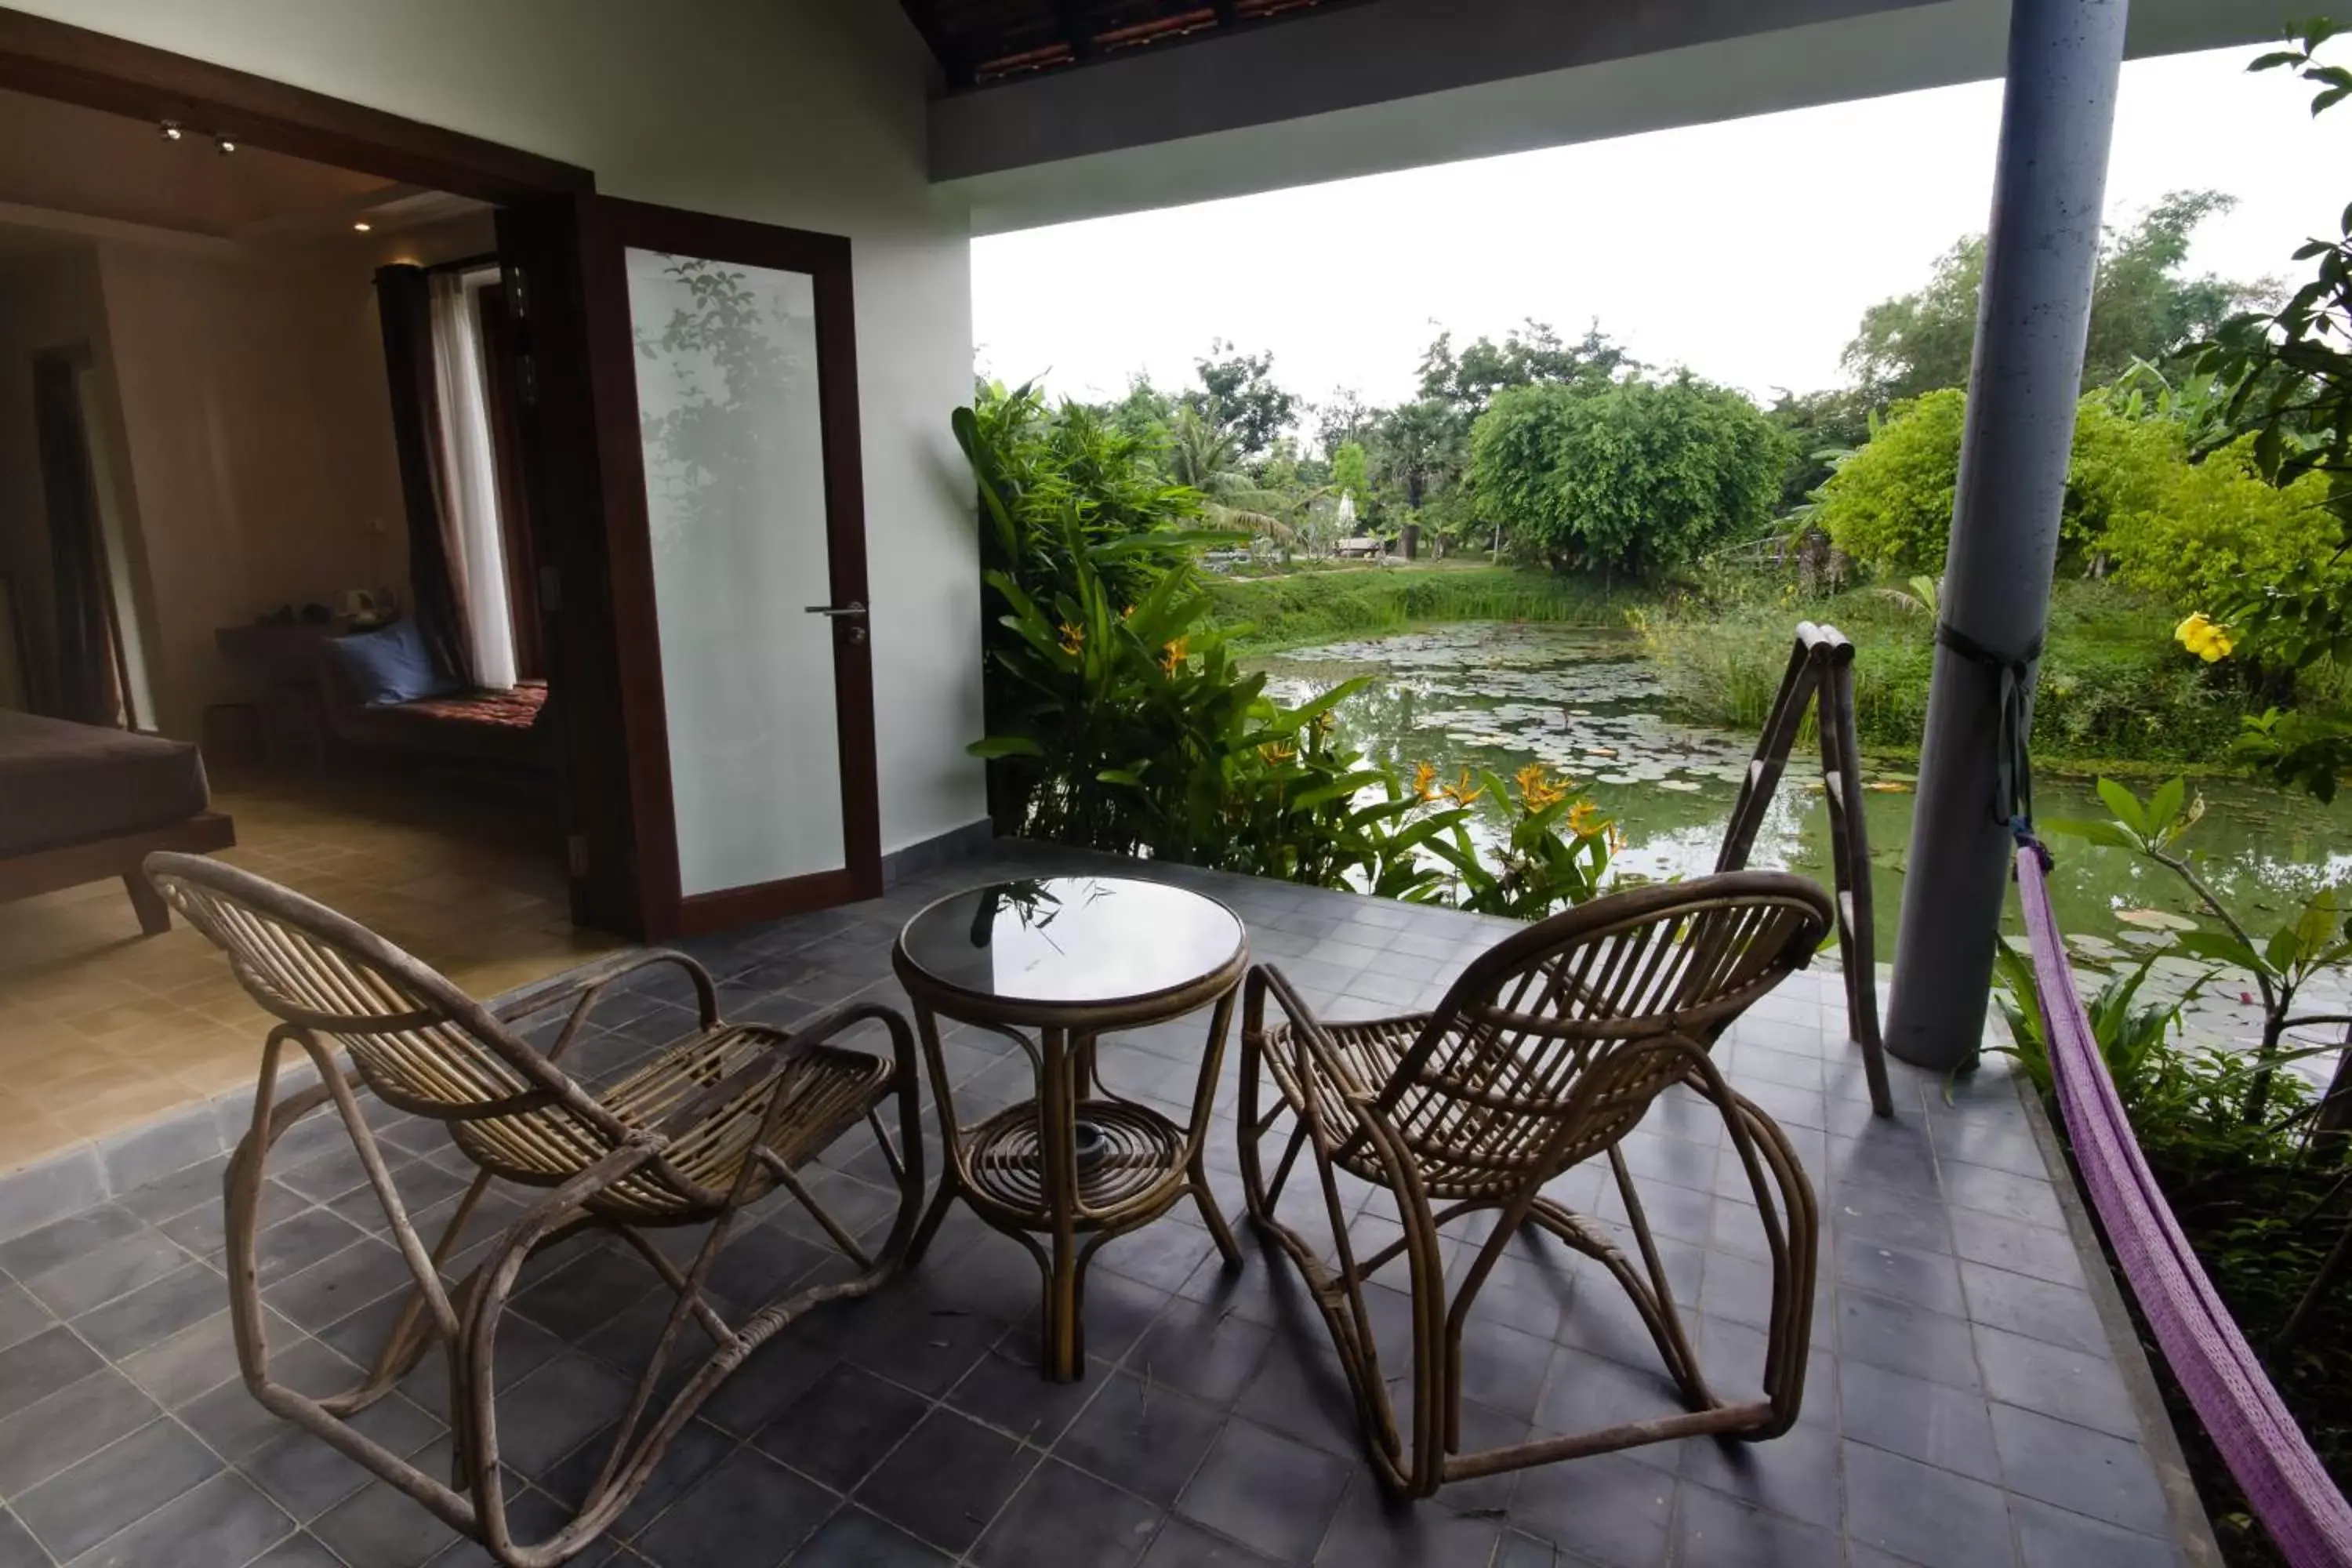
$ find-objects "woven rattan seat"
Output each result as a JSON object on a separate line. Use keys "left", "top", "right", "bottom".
{"left": 1240, "top": 870, "right": 1832, "bottom": 1499}
{"left": 143, "top": 851, "right": 923, "bottom": 1568}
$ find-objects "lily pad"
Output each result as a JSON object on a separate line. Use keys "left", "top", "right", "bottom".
{"left": 2114, "top": 908, "right": 2198, "bottom": 932}
{"left": 1655, "top": 779, "right": 1702, "bottom": 793}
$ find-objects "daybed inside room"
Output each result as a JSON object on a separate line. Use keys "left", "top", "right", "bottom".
{"left": 0, "top": 707, "right": 235, "bottom": 933}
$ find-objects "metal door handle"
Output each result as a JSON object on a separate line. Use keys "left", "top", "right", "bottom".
{"left": 805, "top": 601, "right": 867, "bottom": 643}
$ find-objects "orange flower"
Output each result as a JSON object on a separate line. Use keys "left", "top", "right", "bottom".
{"left": 1412, "top": 760, "right": 1439, "bottom": 801}
{"left": 1514, "top": 763, "right": 1569, "bottom": 811}
{"left": 1058, "top": 622, "right": 1085, "bottom": 656}
{"left": 1161, "top": 636, "right": 1189, "bottom": 674}
{"left": 1440, "top": 768, "right": 1485, "bottom": 807}
{"left": 1566, "top": 800, "right": 1602, "bottom": 837}
{"left": 1261, "top": 739, "right": 1295, "bottom": 764}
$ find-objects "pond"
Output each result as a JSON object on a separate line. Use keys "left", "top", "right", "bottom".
{"left": 1256, "top": 622, "right": 2352, "bottom": 1053}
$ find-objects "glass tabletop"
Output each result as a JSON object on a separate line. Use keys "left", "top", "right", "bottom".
{"left": 897, "top": 877, "right": 1247, "bottom": 1007}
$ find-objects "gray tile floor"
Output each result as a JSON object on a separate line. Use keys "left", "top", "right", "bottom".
{"left": 0, "top": 847, "right": 2194, "bottom": 1568}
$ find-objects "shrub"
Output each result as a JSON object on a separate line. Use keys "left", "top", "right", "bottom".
{"left": 1819, "top": 390, "right": 2340, "bottom": 615}
{"left": 1813, "top": 388, "right": 1967, "bottom": 574}
{"left": 2102, "top": 436, "right": 2340, "bottom": 613}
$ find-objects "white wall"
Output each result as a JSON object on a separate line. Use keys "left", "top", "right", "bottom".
{"left": 92, "top": 241, "right": 408, "bottom": 738}
{"left": 5, "top": 0, "right": 988, "bottom": 858}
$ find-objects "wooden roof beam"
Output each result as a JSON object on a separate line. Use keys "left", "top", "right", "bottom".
{"left": 1054, "top": 0, "right": 1098, "bottom": 59}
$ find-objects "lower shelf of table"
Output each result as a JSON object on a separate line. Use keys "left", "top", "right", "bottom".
{"left": 963, "top": 1097, "right": 1189, "bottom": 1220}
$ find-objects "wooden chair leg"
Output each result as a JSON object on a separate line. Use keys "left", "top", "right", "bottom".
{"left": 124, "top": 870, "right": 171, "bottom": 935}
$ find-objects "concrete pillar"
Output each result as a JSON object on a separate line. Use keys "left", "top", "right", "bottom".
{"left": 1884, "top": 0, "right": 2128, "bottom": 1072}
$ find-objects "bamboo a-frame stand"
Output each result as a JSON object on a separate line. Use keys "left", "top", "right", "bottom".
{"left": 1715, "top": 622, "right": 1894, "bottom": 1117}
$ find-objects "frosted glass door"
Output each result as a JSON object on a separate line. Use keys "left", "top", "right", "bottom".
{"left": 625, "top": 249, "right": 844, "bottom": 898}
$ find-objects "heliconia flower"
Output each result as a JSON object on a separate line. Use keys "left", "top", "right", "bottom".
{"left": 1566, "top": 800, "right": 1602, "bottom": 837}
{"left": 1513, "top": 762, "right": 1568, "bottom": 810}
{"left": 1058, "top": 622, "right": 1085, "bottom": 655}
{"left": 1412, "top": 761, "right": 1439, "bottom": 801}
{"left": 1441, "top": 768, "right": 1485, "bottom": 807}
{"left": 1161, "top": 636, "right": 1190, "bottom": 674}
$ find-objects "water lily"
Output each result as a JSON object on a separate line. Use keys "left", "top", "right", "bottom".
{"left": 2173, "top": 612, "right": 2232, "bottom": 662}
{"left": 1058, "top": 622, "right": 1085, "bottom": 656}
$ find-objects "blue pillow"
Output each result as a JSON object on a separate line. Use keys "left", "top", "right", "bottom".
{"left": 323, "top": 617, "right": 462, "bottom": 706}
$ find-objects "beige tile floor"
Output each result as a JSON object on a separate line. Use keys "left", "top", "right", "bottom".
{"left": 0, "top": 771, "right": 622, "bottom": 1174}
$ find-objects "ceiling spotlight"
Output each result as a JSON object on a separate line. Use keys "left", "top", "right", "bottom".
{"left": 158, "top": 120, "right": 183, "bottom": 141}
{"left": 214, "top": 133, "right": 238, "bottom": 154}
{"left": 352, "top": 221, "right": 372, "bottom": 233}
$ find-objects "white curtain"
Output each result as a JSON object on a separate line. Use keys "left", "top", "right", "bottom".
{"left": 426, "top": 270, "right": 517, "bottom": 691}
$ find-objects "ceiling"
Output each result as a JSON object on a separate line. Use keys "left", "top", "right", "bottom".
{"left": 0, "top": 85, "right": 487, "bottom": 251}
{"left": 901, "top": 0, "right": 1363, "bottom": 87}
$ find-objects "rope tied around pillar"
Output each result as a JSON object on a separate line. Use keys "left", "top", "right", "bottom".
{"left": 1935, "top": 619, "right": 2048, "bottom": 864}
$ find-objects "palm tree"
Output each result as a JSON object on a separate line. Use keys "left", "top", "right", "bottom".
{"left": 1164, "top": 407, "right": 1298, "bottom": 544}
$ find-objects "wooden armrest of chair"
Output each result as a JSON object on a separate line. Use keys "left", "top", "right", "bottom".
{"left": 491, "top": 948, "right": 720, "bottom": 1051}
{"left": 1246, "top": 963, "right": 1378, "bottom": 1102}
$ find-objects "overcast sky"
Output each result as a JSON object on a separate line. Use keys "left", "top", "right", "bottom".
{"left": 972, "top": 43, "right": 2352, "bottom": 426}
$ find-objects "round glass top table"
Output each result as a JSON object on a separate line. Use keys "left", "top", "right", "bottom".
{"left": 894, "top": 876, "right": 1248, "bottom": 1381}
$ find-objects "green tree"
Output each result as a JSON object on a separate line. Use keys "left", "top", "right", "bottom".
{"left": 1371, "top": 397, "right": 1456, "bottom": 511}
{"left": 1418, "top": 319, "right": 1630, "bottom": 412}
{"left": 1312, "top": 388, "right": 1380, "bottom": 459}
{"left": 1163, "top": 405, "right": 1291, "bottom": 537}
{"left": 1766, "top": 385, "right": 1877, "bottom": 511}
{"left": 1330, "top": 441, "right": 1373, "bottom": 507}
{"left": 2191, "top": 23, "right": 2352, "bottom": 797}
{"left": 1843, "top": 193, "right": 2270, "bottom": 402}
{"left": 1098, "top": 374, "right": 1178, "bottom": 446}
{"left": 1467, "top": 375, "right": 1788, "bottom": 578}
{"left": 1183, "top": 339, "right": 1298, "bottom": 459}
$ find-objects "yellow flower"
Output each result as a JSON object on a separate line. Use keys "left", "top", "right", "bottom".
{"left": 1121, "top": 604, "right": 1134, "bottom": 619}
{"left": 1566, "top": 800, "right": 1602, "bottom": 837}
{"left": 2174, "top": 612, "right": 2233, "bottom": 663}
{"left": 1058, "top": 622, "right": 1085, "bottom": 656}
{"left": 1161, "top": 635, "right": 1189, "bottom": 674}
{"left": 1440, "top": 768, "right": 1486, "bottom": 807}
{"left": 1412, "top": 761, "right": 1439, "bottom": 801}
{"left": 1261, "top": 739, "right": 1295, "bottom": 764}
{"left": 1607, "top": 824, "right": 1628, "bottom": 855}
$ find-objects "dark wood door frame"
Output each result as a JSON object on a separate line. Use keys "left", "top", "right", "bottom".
{"left": 571, "top": 197, "right": 883, "bottom": 938}
{"left": 0, "top": 7, "right": 590, "bottom": 201}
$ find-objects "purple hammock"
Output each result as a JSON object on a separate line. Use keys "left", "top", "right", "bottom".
{"left": 2015, "top": 844, "right": 2352, "bottom": 1566}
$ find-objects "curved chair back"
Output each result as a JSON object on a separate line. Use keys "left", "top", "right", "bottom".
{"left": 145, "top": 851, "right": 633, "bottom": 1185}
{"left": 1381, "top": 870, "right": 1831, "bottom": 1182}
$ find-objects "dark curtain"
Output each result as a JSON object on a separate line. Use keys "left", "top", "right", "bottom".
{"left": 375, "top": 263, "right": 472, "bottom": 683}
{"left": 31, "top": 353, "right": 123, "bottom": 728}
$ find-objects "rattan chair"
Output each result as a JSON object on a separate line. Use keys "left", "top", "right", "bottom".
{"left": 144, "top": 852, "right": 924, "bottom": 1568}
{"left": 1239, "top": 871, "right": 1831, "bottom": 1498}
